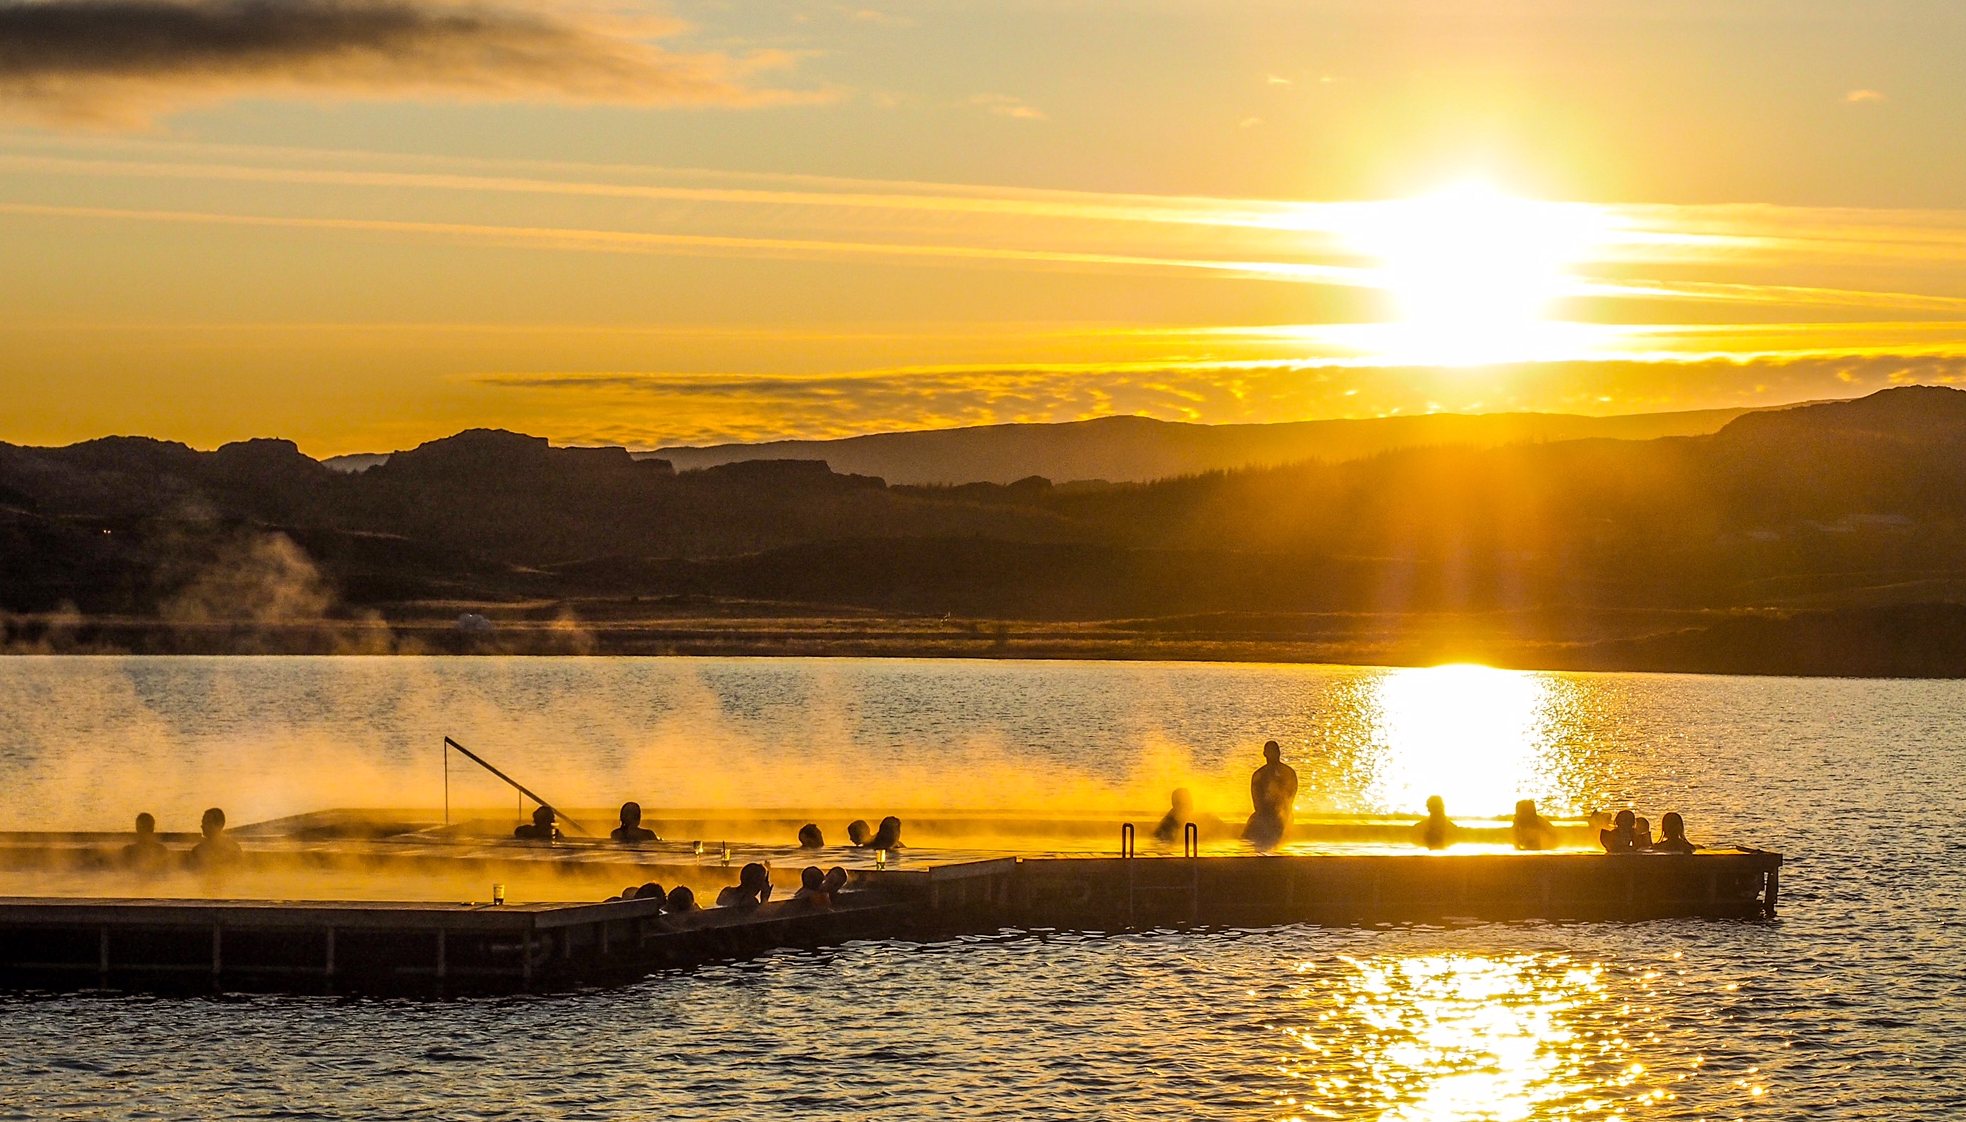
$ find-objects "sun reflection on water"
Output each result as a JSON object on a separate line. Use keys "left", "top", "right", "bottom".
{"left": 1362, "top": 665, "right": 1577, "bottom": 818}
{"left": 1275, "top": 952, "right": 1648, "bottom": 1122}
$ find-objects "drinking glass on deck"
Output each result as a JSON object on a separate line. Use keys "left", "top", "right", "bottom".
{"left": 491, "top": 883, "right": 506, "bottom": 906}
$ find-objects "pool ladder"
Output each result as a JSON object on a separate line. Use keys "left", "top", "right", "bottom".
{"left": 1118, "top": 822, "right": 1200, "bottom": 927}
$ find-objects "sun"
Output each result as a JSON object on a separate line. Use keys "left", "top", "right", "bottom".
{"left": 1343, "top": 180, "right": 1608, "bottom": 366}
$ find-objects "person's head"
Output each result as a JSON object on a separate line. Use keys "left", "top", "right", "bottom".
{"left": 1170, "top": 788, "right": 1193, "bottom": 814}
{"left": 665, "top": 885, "right": 696, "bottom": 912}
{"left": 1262, "top": 739, "right": 1282, "bottom": 764}
{"left": 1661, "top": 812, "right": 1685, "bottom": 840}
{"left": 532, "top": 806, "right": 554, "bottom": 829}
{"left": 619, "top": 802, "right": 642, "bottom": 828}
{"left": 200, "top": 807, "right": 225, "bottom": 839}
{"left": 739, "top": 862, "right": 770, "bottom": 893}
{"left": 1514, "top": 799, "right": 1537, "bottom": 820}
{"left": 846, "top": 819, "right": 871, "bottom": 845}
{"left": 821, "top": 866, "right": 848, "bottom": 893}
{"left": 801, "top": 865, "right": 825, "bottom": 891}
{"left": 1426, "top": 795, "right": 1445, "bottom": 816}
{"left": 1635, "top": 816, "right": 1651, "bottom": 835}
{"left": 1614, "top": 809, "right": 1635, "bottom": 830}
{"left": 134, "top": 812, "right": 155, "bottom": 836}
{"left": 798, "top": 823, "right": 824, "bottom": 848}
{"left": 636, "top": 881, "right": 665, "bottom": 900}
{"left": 874, "top": 816, "right": 902, "bottom": 845}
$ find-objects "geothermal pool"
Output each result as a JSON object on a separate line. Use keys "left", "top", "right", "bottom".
{"left": 0, "top": 656, "right": 1961, "bottom": 1119}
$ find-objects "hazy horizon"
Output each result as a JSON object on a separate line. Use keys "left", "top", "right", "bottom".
{"left": 5, "top": 392, "right": 1796, "bottom": 461}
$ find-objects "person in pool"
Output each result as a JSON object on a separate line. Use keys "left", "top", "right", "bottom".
{"left": 513, "top": 806, "right": 558, "bottom": 842}
{"left": 1512, "top": 800, "right": 1557, "bottom": 851}
{"left": 846, "top": 819, "right": 872, "bottom": 847}
{"left": 797, "top": 823, "right": 825, "bottom": 848}
{"left": 188, "top": 807, "right": 242, "bottom": 869}
{"left": 1600, "top": 809, "right": 1639, "bottom": 853}
{"left": 717, "top": 862, "right": 773, "bottom": 907}
{"left": 1241, "top": 740, "right": 1298, "bottom": 852}
{"left": 1153, "top": 788, "right": 1226, "bottom": 845}
{"left": 1649, "top": 812, "right": 1697, "bottom": 854}
{"left": 1413, "top": 795, "right": 1455, "bottom": 850}
{"left": 793, "top": 865, "right": 832, "bottom": 907}
{"left": 1634, "top": 816, "right": 1655, "bottom": 848}
{"left": 864, "top": 816, "right": 904, "bottom": 851}
{"left": 121, "top": 812, "right": 170, "bottom": 873}
{"left": 821, "top": 866, "right": 849, "bottom": 898}
{"left": 611, "top": 802, "right": 657, "bottom": 843}
{"left": 664, "top": 885, "right": 698, "bottom": 914}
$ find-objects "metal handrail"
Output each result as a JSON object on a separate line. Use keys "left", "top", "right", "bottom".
{"left": 443, "top": 736, "right": 595, "bottom": 836}
{"left": 1119, "top": 822, "right": 1135, "bottom": 858}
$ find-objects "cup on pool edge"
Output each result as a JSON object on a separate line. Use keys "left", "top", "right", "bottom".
{"left": 492, "top": 882, "right": 506, "bottom": 906}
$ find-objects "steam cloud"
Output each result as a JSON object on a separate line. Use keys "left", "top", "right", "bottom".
{"left": 0, "top": 0, "right": 817, "bottom": 125}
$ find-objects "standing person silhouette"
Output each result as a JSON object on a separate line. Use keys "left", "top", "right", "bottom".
{"left": 1241, "top": 740, "right": 1298, "bottom": 852}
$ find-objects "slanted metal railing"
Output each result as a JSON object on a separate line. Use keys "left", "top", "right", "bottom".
{"left": 443, "top": 736, "right": 594, "bottom": 836}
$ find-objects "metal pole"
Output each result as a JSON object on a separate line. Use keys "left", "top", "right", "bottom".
{"left": 443, "top": 736, "right": 594, "bottom": 835}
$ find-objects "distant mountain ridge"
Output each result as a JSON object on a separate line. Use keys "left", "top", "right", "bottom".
{"left": 644, "top": 407, "right": 1759, "bottom": 484}
{"left": 12, "top": 387, "right": 1966, "bottom": 674}
{"left": 322, "top": 406, "right": 1758, "bottom": 483}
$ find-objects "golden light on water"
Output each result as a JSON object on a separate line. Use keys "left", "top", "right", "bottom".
{"left": 1364, "top": 664, "right": 1558, "bottom": 818}
{"left": 1342, "top": 182, "right": 1613, "bottom": 366}
{"left": 1277, "top": 953, "right": 1640, "bottom": 1122}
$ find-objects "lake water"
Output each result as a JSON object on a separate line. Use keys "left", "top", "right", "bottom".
{"left": 1, "top": 656, "right": 1962, "bottom": 1119}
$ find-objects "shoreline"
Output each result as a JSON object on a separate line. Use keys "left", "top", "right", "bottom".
{"left": 7, "top": 610, "right": 1966, "bottom": 678}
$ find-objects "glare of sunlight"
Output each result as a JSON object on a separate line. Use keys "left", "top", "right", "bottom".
{"left": 1340, "top": 181, "right": 1613, "bottom": 366}
{"left": 1337, "top": 954, "right": 1615, "bottom": 1122}
{"left": 1365, "top": 664, "right": 1552, "bottom": 816}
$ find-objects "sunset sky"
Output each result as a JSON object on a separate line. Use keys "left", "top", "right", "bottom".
{"left": 5, "top": 0, "right": 1966, "bottom": 455}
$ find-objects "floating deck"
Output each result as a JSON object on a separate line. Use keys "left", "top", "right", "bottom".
{"left": 0, "top": 809, "right": 1783, "bottom": 994}
{"left": 0, "top": 894, "right": 907, "bottom": 994}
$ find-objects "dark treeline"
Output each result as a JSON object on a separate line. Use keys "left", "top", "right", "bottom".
{"left": 5, "top": 387, "right": 1966, "bottom": 673}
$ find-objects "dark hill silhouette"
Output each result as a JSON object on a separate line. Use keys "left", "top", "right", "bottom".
{"left": 647, "top": 406, "right": 1756, "bottom": 484}
{"left": 7, "top": 388, "right": 1966, "bottom": 673}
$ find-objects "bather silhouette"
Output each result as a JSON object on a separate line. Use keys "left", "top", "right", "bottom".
{"left": 1600, "top": 809, "right": 1639, "bottom": 853}
{"left": 664, "top": 885, "right": 697, "bottom": 913}
{"left": 610, "top": 802, "right": 657, "bottom": 843}
{"left": 1512, "top": 800, "right": 1557, "bottom": 851}
{"left": 846, "top": 819, "right": 871, "bottom": 846}
{"left": 717, "top": 862, "right": 774, "bottom": 907}
{"left": 797, "top": 823, "right": 825, "bottom": 848}
{"left": 1414, "top": 795, "right": 1455, "bottom": 850}
{"left": 513, "top": 806, "right": 558, "bottom": 842}
{"left": 821, "top": 866, "right": 848, "bottom": 897}
{"left": 865, "top": 816, "right": 904, "bottom": 850}
{"left": 1153, "top": 788, "right": 1226, "bottom": 844}
{"left": 1241, "top": 740, "right": 1298, "bottom": 852}
{"left": 187, "top": 807, "right": 241, "bottom": 869}
{"left": 793, "top": 865, "right": 831, "bottom": 906}
{"left": 120, "top": 812, "right": 169, "bottom": 873}
{"left": 1649, "top": 811, "right": 1696, "bottom": 853}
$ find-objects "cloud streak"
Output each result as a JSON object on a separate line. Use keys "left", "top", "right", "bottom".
{"left": 0, "top": 199, "right": 1377, "bottom": 285}
{"left": 0, "top": 0, "right": 818, "bottom": 125}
